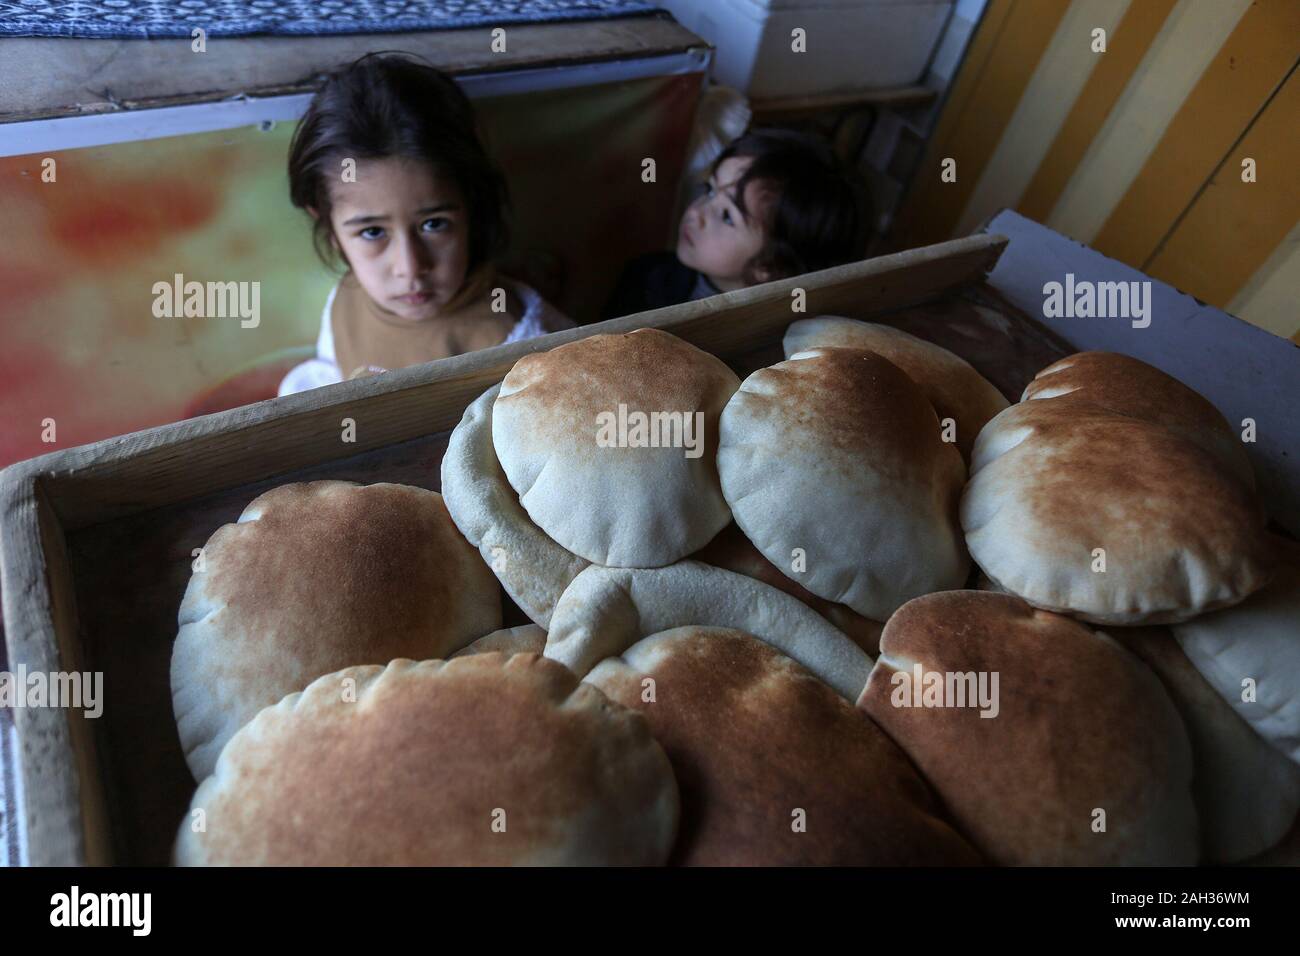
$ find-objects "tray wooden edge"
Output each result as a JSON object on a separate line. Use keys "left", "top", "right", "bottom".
{"left": 0, "top": 470, "right": 103, "bottom": 865}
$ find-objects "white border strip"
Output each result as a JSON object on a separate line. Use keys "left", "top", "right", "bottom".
{"left": 0, "top": 47, "right": 710, "bottom": 157}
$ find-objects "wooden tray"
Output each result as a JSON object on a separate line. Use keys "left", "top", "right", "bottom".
{"left": 3, "top": 233, "right": 1084, "bottom": 865}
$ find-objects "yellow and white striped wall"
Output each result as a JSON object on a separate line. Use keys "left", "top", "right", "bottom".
{"left": 890, "top": 0, "right": 1299, "bottom": 341}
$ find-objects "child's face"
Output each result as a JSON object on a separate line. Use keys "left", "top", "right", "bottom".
{"left": 326, "top": 156, "right": 471, "bottom": 321}
{"left": 675, "top": 156, "right": 774, "bottom": 291}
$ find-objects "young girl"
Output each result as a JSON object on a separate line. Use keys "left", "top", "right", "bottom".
{"left": 601, "top": 128, "right": 864, "bottom": 319}
{"left": 279, "top": 54, "right": 573, "bottom": 396}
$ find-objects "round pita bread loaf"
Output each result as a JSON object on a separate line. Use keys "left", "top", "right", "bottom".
{"left": 691, "top": 522, "right": 884, "bottom": 656}
{"left": 963, "top": 393, "right": 1271, "bottom": 625}
{"left": 545, "top": 561, "right": 873, "bottom": 701}
{"left": 783, "top": 316, "right": 1008, "bottom": 461}
{"left": 441, "top": 383, "right": 589, "bottom": 627}
{"left": 491, "top": 328, "right": 739, "bottom": 567}
{"left": 1111, "top": 625, "right": 1300, "bottom": 863}
{"left": 171, "top": 480, "right": 501, "bottom": 781}
{"left": 451, "top": 624, "right": 548, "bottom": 659}
{"left": 718, "top": 347, "right": 968, "bottom": 622}
{"left": 174, "top": 655, "right": 679, "bottom": 865}
{"left": 858, "top": 591, "right": 1198, "bottom": 865}
{"left": 1172, "top": 557, "right": 1300, "bottom": 765}
{"left": 1023, "top": 352, "right": 1254, "bottom": 489}
{"left": 587, "top": 626, "right": 981, "bottom": 865}
{"left": 1240, "top": 816, "right": 1300, "bottom": 866}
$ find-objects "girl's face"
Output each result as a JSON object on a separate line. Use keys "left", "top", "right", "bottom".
{"left": 326, "top": 156, "right": 471, "bottom": 321}
{"left": 675, "top": 156, "right": 775, "bottom": 292}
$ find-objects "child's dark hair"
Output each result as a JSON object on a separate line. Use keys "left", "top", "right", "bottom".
{"left": 288, "top": 52, "right": 510, "bottom": 272}
{"left": 711, "top": 128, "right": 864, "bottom": 283}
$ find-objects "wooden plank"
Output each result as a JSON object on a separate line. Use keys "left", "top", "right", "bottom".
{"left": 916, "top": 0, "right": 1018, "bottom": 171}
{"left": 0, "top": 15, "right": 705, "bottom": 122}
{"left": 37, "top": 482, "right": 114, "bottom": 866}
{"left": 20, "top": 234, "right": 1008, "bottom": 532}
{"left": 889, "top": 0, "right": 1072, "bottom": 248}
{"left": 0, "top": 471, "right": 108, "bottom": 866}
{"left": 1091, "top": 0, "right": 1300, "bottom": 266}
{"left": 1144, "top": 67, "right": 1300, "bottom": 313}
{"left": 1228, "top": 218, "right": 1300, "bottom": 340}
{"left": 749, "top": 85, "right": 937, "bottom": 121}
{"left": 1016, "top": 0, "right": 1177, "bottom": 223}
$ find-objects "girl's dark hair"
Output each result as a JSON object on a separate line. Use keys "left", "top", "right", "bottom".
{"left": 711, "top": 128, "right": 865, "bottom": 284}
{"left": 288, "top": 52, "right": 510, "bottom": 272}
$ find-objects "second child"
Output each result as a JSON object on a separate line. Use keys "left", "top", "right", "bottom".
{"left": 602, "top": 128, "right": 863, "bottom": 319}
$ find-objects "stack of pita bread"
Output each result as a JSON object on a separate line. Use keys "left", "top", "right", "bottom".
{"left": 168, "top": 315, "right": 1295, "bottom": 866}
{"left": 441, "top": 328, "right": 739, "bottom": 625}
{"left": 958, "top": 348, "right": 1292, "bottom": 862}
{"left": 963, "top": 351, "right": 1271, "bottom": 624}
